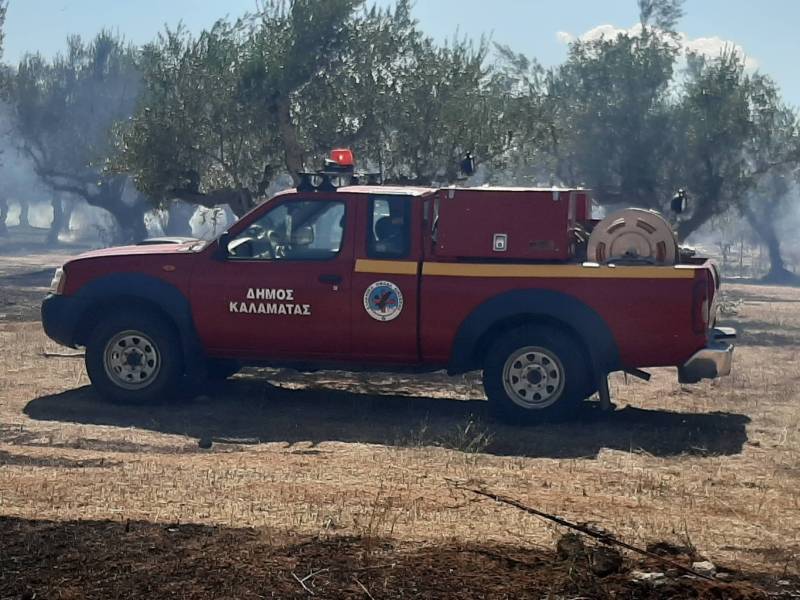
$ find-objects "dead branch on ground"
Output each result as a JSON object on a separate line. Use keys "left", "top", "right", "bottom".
{"left": 451, "top": 481, "right": 715, "bottom": 581}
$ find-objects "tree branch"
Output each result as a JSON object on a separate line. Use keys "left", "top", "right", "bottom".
{"left": 41, "top": 179, "right": 92, "bottom": 202}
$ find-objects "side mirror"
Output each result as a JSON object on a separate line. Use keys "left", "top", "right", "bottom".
{"left": 217, "top": 231, "right": 231, "bottom": 258}
{"left": 671, "top": 189, "right": 688, "bottom": 214}
{"left": 291, "top": 225, "right": 315, "bottom": 247}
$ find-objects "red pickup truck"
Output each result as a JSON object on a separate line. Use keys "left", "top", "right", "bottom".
{"left": 41, "top": 162, "right": 734, "bottom": 422}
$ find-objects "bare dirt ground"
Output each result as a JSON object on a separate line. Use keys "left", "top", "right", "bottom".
{"left": 1, "top": 227, "right": 799, "bottom": 598}
{"left": 0, "top": 226, "right": 93, "bottom": 322}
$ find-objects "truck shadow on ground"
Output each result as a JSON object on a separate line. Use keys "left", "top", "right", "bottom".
{"left": 24, "top": 377, "right": 750, "bottom": 459}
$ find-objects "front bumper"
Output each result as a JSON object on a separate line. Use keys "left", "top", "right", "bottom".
{"left": 41, "top": 293, "right": 84, "bottom": 348}
{"left": 678, "top": 327, "right": 736, "bottom": 384}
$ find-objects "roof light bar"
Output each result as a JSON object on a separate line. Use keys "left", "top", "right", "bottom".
{"left": 296, "top": 148, "right": 381, "bottom": 192}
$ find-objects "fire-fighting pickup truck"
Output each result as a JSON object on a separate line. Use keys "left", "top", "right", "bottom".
{"left": 41, "top": 151, "right": 735, "bottom": 422}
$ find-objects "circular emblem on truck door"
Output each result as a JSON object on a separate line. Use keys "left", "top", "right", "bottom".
{"left": 363, "top": 280, "right": 404, "bottom": 322}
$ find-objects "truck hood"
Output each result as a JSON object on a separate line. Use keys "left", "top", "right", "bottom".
{"left": 70, "top": 240, "right": 207, "bottom": 261}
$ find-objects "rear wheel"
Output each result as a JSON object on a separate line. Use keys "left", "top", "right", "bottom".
{"left": 483, "top": 325, "right": 591, "bottom": 422}
{"left": 85, "top": 310, "right": 184, "bottom": 404}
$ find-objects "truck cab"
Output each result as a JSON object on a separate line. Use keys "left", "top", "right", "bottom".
{"left": 189, "top": 185, "right": 430, "bottom": 367}
{"left": 41, "top": 153, "right": 734, "bottom": 422}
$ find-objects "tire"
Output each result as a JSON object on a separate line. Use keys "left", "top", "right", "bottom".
{"left": 85, "top": 309, "right": 184, "bottom": 404}
{"left": 206, "top": 359, "right": 241, "bottom": 381}
{"left": 483, "top": 324, "right": 591, "bottom": 423}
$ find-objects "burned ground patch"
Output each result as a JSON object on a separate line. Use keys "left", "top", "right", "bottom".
{"left": 0, "top": 516, "right": 785, "bottom": 600}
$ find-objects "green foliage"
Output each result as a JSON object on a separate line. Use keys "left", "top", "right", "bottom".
{"left": 375, "top": 34, "right": 512, "bottom": 184}
{"left": 112, "top": 21, "right": 271, "bottom": 209}
{"left": 671, "top": 50, "right": 800, "bottom": 240}
{"left": 672, "top": 51, "right": 755, "bottom": 225}
{"left": 14, "top": 33, "right": 139, "bottom": 176}
{"left": 115, "top": 1, "right": 372, "bottom": 213}
{"left": 0, "top": 0, "right": 7, "bottom": 61}
{"left": 542, "top": 28, "right": 679, "bottom": 208}
{"left": 115, "top": 0, "right": 514, "bottom": 213}
{"left": 638, "top": 0, "right": 684, "bottom": 33}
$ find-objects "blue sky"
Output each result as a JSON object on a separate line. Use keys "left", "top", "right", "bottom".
{"left": 4, "top": 1, "right": 800, "bottom": 106}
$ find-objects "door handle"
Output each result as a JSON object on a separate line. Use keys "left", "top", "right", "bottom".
{"left": 319, "top": 274, "right": 343, "bottom": 285}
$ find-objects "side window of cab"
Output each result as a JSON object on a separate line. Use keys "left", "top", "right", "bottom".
{"left": 227, "top": 200, "right": 345, "bottom": 261}
{"left": 367, "top": 196, "right": 411, "bottom": 259}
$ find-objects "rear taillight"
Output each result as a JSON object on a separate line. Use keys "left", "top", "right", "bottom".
{"left": 692, "top": 278, "right": 709, "bottom": 334}
{"left": 707, "top": 275, "right": 717, "bottom": 328}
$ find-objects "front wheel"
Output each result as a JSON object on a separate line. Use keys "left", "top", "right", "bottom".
{"left": 85, "top": 310, "right": 184, "bottom": 404}
{"left": 483, "top": 325, "right": 591, "bottom": 423}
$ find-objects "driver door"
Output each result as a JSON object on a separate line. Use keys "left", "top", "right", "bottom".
{"left": 190, "top": 196, "right": 353, "bottom": 360}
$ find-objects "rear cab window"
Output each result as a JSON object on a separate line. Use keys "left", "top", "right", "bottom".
{"left": 367, "top": 196, "right": 411, "bottom": 259}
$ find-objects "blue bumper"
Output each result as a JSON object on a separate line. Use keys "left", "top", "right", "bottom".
{"left": 41, "top": 294, "right": 85, "bottom": 348}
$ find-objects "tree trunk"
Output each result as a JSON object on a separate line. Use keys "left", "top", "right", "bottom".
{"left": 39, "top": 174, "right": 149, "bottom": 246}
{"left": 0, "top": 197, "right": 8, "bottom": 236}
{"left": 47, "top": 197, "right": 64, "bottom": 245}
{"left": 762, "top": 233, "right": 793, "bottom": 282}
{"left": 84, "top": 178, "right": 148, "bottom": 244}
{"left": 675, "top": 195, "right": 719, "bottom": 242}
{"left": 101, "top": 201, "right": 148, "bottom": 244}
{"left": 276, "top": 96, "right": 304, "bottom": 185}
{"left": 60, "top": 198, "right": 74, "bottom": 234}
{"left": 738, "top": 239, "right": 744, "bottom": 277}
{"left": 741, "top": 204, "right": 796, "bottom": 283}
{"left": 73, "top": 191, "right": 148, "bottom": 245}
{"left": 18, "top": 200, "right": 30, "bottom": 227}
{"left": 165, "top": 201, "right": 195, "bottom": 236}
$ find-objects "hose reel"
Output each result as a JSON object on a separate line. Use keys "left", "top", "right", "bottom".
{"left": 586, "top": 208, "right": 678, "bottom": 265}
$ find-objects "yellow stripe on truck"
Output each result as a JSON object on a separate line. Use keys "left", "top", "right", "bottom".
{"left": 355, "top": 259, "right": 697, "bottom": 279}
{"left": 421, "top": 262, "right": 696, "bottom": 279}
{"left": 355, "top": 259, "right": 419, "bottom": 275}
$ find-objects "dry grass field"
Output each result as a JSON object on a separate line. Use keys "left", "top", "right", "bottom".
{"left": 1, "top": 234, "right": 799, "bottom": 598}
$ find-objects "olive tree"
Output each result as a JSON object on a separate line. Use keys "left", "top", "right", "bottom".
{"left": 9, "top": 33, "right": 148, "bottom": 243}
{"left": 115, "top": 0, "right": 365, "bottom": 216}
{"left": 669, "top": 50, "right": 800, "bottom": 262}
{"left": 734, "top": 75, "right": 800, "bottom": 282}
{"left": 115, "top": 0, "right": 515, "bottom": 215}
{"left": 540, "top": 27, "right": 679, "bottom": 210}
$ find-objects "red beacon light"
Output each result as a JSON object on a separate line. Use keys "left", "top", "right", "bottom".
{"left": 330, "top": 148, "right": 355, "bottom": 168}
{"left": 297, "top": 148, "right": 379, "bottom": 192}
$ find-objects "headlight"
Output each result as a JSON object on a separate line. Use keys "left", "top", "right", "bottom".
{"left": 49, "top": 267, "right": 66, "bottom": 295}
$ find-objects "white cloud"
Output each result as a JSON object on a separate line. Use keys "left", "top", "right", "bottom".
{"left": 579, "top": 24, "right": 634, "bottom": 42}
{"left": 681, "top": 34, "right": 758, "bottom": 71}
{"left": 555, "top": 31, "right": 575, "bottom": 44}
{"left": 557, "top": 23, "right": 759, "bottom": 72}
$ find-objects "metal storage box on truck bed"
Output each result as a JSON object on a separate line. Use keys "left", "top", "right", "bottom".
{"left": 433, "top": 187, "right": 591, "bottom": 261}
